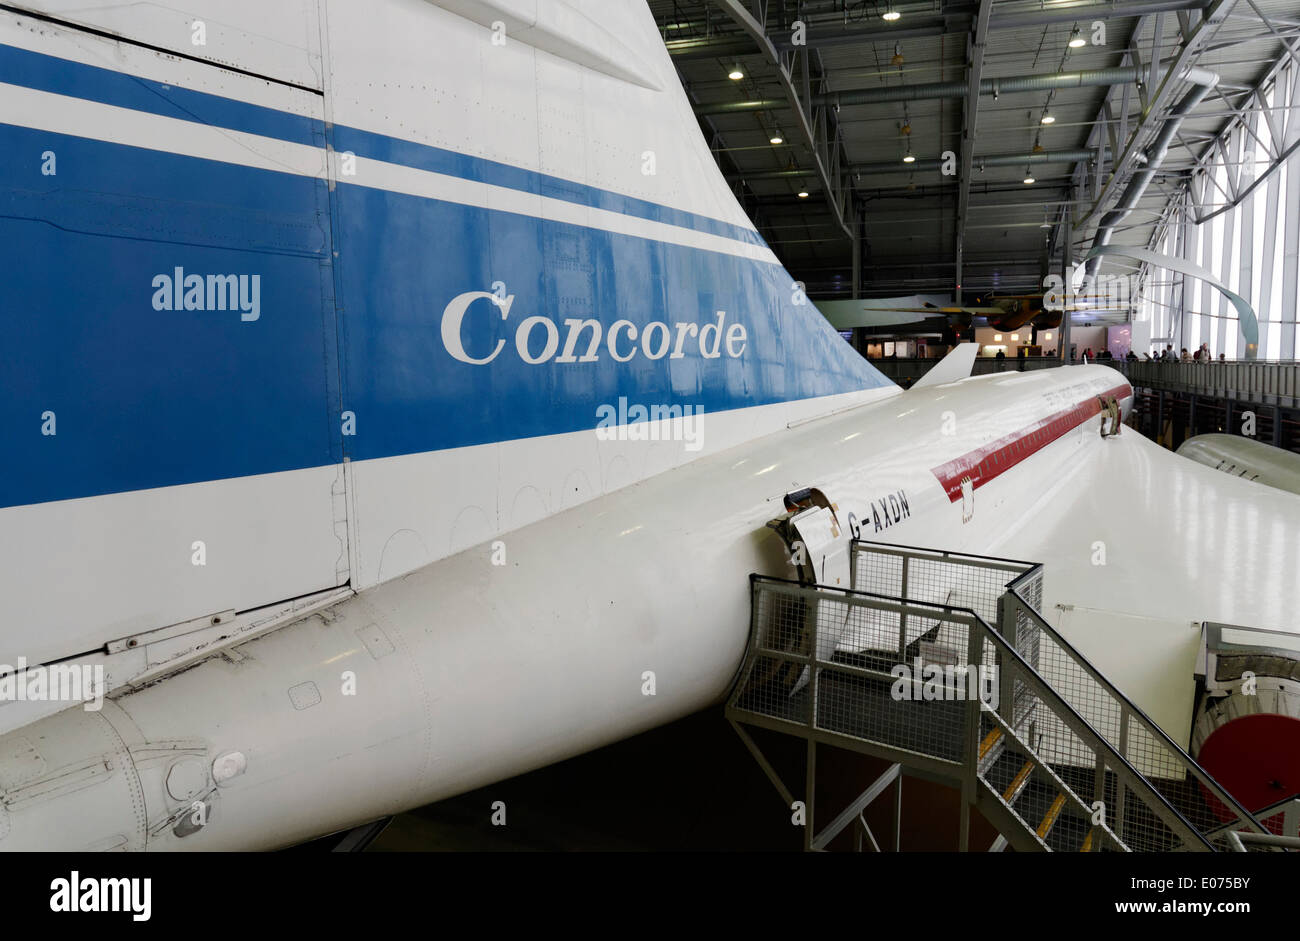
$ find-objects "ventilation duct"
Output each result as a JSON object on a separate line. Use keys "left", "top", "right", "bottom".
{"left": 1084, "top": 69, "right": 1220, "bottom": 277}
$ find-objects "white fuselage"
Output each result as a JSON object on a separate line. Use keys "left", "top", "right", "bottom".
{"left": 0, "top": 365, "right": 1135, "bottom": 849}
{"left": 6, "top": 0, "right": 1300, "bottom": 847}
{"left": 1178, "top": 433, "right": 1300, "bottom": 496}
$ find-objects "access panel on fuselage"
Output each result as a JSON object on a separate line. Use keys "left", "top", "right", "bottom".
{"left": 0, "top": 14, "right": 346, "bottom": 665}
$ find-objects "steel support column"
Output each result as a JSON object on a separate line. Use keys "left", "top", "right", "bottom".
{"left": 852, "top": 204, "right": 861, "bottom": 299}
{"left": 957, "top": 0, "right": 993, "bottom": 302}
{"left": 1060, "top": 200, "right": 1073, "bottom": 362}
{"left": 709, "top": 0, "right": 852, "bottom": 238}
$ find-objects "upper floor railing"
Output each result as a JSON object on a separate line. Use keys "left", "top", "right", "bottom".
{"left": 868, "top": 356, "right": 1061, "bottom": 383}
{"left": 1100, "top": 359, "right": 1300, "bottom": 407}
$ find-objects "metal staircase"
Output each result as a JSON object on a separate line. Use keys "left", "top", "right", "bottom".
{"left": 726, "top": 541, "right": 1275, "bottom": 852}
{"left": 976, "top": 719, "right": 1119, "bottom": 852}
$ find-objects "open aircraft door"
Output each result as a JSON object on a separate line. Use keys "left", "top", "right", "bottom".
{"left": 765, "top": 489, "right": 851, "bottom": 693}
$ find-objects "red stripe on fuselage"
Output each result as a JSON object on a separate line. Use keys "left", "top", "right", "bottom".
{"left": 931, "top": 383, "right": 1131, "bottom": 503}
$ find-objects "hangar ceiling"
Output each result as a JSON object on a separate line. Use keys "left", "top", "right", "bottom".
{"left": 651, "top": 0, "right": 1300, "bottom": 320}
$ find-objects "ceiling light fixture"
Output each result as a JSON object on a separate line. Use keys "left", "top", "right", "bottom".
{"left": 1023, "top": 167, "right": 1036, "bottom": 184}
{"left": 1040, "top": 109, "right": 1055, "bottom": 124}
{"left": 770, "top": 134, "right": 784, "bottom": 144}
{"left": 797, "top": 189, "right": 810, "bottom": 198}
{"left": 1068, "top": 25, "right": 1085, "bottom": 48}
{"left": 728, "top": 66, "right": 744, "bottom": 80}
{"left": 902, "top": 151, "right": 916, "bottom": 163}
{"left": 883, "top": 3, "right": 901, "bottom": 21}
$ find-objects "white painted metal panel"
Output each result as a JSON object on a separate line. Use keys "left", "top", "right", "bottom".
{"left": 345, "top": 388, "right": 885, "bottom": 590}
{"left": 0, "top": 15, "right": 342, "bottom": 665}
{"left": 13, "top": 0, "right": 323, "bottom": 89}
{"left": 0, "top": 466, "right": 347, "bottom": 666}
{"left": 1054, "top": 605, "right": 1201, "bottom": 757}
{"left": 319, "top": 0, "right": 756, "bottom": 232}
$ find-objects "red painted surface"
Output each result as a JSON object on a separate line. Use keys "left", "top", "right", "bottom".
{"left": 1197, "top": 713, "right": 1300, "bottom": 831}
{"left": 931, "top": 383, "right": 1132, "bottom": 503}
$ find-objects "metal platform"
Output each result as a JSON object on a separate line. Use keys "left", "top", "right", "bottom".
{"left": 726, "top": 541, "right": 1283, "bottom": 852}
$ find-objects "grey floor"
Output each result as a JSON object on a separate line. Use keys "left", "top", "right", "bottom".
{"left": 359, "top": 707, "right": 997, "bottom": 852}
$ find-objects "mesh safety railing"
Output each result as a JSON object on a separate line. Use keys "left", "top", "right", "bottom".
{"left": 731, "top": 540, "right": 1274, "bottom": 851}
{"left": 850, "top": 544, "right": 1046, "bottom": 733}
{"left": 730, "top": 571, "right": 1220, "bottom": 851}
{"left": 999, "top": 566, "right": 1269, "bottom": 851}
{"left": 734, "top": 575, "right": 989, "bottom": 775}
{"left": 1205, "top": 794, "right": 1300, "bottom": 851}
